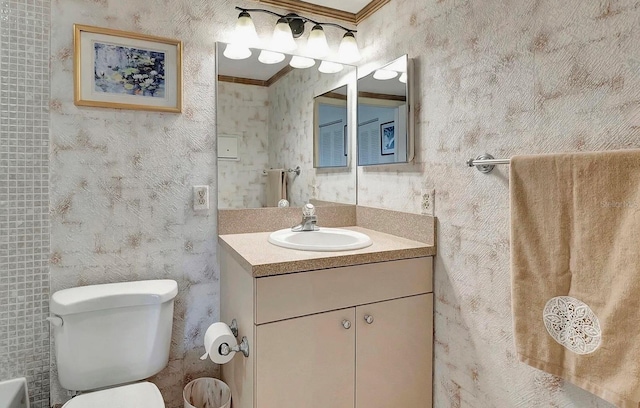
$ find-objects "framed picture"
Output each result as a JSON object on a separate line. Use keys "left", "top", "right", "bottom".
{"left": 74, "top": 24, "right": 182, "bottom": 113}
{"left": 380, "top": 121, "right": 395, "bottom": 155}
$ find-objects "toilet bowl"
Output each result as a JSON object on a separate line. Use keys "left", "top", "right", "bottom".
{"left": 50, "top": 280, "right": 178, "bottom": 407}
{"left": 60, "top": 382, "right": 164, "bottom": 408}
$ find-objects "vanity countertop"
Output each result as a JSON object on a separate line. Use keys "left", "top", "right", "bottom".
{"left": 218, "top": 226, "right": 436, "bottom": 277}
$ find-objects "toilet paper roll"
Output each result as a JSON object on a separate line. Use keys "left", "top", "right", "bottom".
{"left": 200, "top": 322, "right": 237, "bottom": 364}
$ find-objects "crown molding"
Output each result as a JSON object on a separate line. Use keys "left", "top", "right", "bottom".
{"left": 218, "top": 75, "right": 268, "bottom": 87}
{"left": 218, "top": 65, "right": 293, "bottom": 88}
{"left": 252, "top": 0, "right": 390, "bottom": 25}
{"left": 355, "top": 0, "right": 390, "bottom": 24}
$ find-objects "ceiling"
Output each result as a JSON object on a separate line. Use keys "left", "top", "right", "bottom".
{"left": 254, "top": 0, "right": 389, "bottom": 24}
{"left": 302, "top": 0, "right": 372, "bottom": 14}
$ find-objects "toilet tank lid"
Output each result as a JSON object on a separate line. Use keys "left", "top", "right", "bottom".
{"left": 50, "top": 279, "right": 178, "bottom": 316}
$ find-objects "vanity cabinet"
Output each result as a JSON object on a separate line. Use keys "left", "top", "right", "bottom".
{"left": 256, "top": 308, "right": 356, "bottom": 407}
{"left": 355, "top": 294, "right": 433, "bottom": 408}
{"left": 220, "top": 248, "right": 434, "bottom": 408}
{"left": 257, "top": 294, "right": 432, "bottom": 408}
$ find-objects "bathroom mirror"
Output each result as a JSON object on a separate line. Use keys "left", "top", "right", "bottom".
{"left": 313, "top": 85, "right": 348, "bottom": 168}
{"left": 216, "top": 43, "right": 357, "bottom": 209}
{"left": 357, "top": 55, "right": 413, "bottom": 166}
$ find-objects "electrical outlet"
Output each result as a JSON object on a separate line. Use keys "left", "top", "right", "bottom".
{"left": 421, "top": 189, "right": 435, "bottom": 216}
{"left": 193, "top": 185, "right": 209, "bottom": 211}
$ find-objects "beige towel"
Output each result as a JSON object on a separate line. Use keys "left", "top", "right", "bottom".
{"left": 266, "top": 169, "right": 287, "bottom": 207}
{"left": 511, "top": 149, "right": 640, "bottom": 408}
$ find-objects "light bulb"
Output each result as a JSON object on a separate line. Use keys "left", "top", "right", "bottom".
{"left": 290, "top": 56, "right": 316, "bottom": 69}
{"left": 307, "top": 25, "right": 329, "bottom": 58}
{"left": 338, "top": 32, "right": 361, "bottom": 64}
{"left": 399, "top": 72, "right": 407, "bottom": 83}
{"left": 258, "top": 50, "right": 285, "bottom": 64}
{"left": 373, "top": 69, "right": 398, "bottom": 80}
{"left": 223, "top": 43, "right": 251, "bottom": 60}
{"left": 318, "top": 61, "right": 344, "bottom": 74}
{"left": 235, "top": 11, "right": 259, "bottom": 47}
{"left": 271, "top": 17, "right": 297, "bottom": 52}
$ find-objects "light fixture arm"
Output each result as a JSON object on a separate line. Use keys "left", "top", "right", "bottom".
{"left": 234, "top": 6, "right": 356, "bottom": 34}
{"left": 235, "top": 6, "right": 284, "bottom": 20}
{"left": 314, "top": 22, "right": 356, "bottom": 33}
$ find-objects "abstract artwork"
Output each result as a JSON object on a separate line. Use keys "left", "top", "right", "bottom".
{"left": 93, "top": 43, "right": 166, "bottom": 97}
{"left": 74, "top": 24, "right": 182, "bottom": 113}
{"left": 381, "top": 121, "right": 395, "bottom": 155}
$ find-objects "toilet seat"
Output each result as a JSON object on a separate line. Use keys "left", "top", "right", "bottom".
{"left": 61, "top": 382, "right": 164, "bottom": 408}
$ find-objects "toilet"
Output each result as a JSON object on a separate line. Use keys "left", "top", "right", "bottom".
{"left": 49, "top": 279, "right": 178, "bottom": 407}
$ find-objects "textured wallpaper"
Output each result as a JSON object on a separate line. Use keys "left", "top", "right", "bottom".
{"left": 48, "top": 1, "right": 225, "bottom": 406}
{"left": 47, "top": 1, "right": 354, "bottom": 407}
{"left": 0, "top": 1, "right": 51, "bottom": 407}
{"left": 268, "top": 64, "right": 357, "bottom": 207}
{"left": 217, "top": 81, "right": 270, "bottom": 209}
{"left": 11, "top": 0, "right": 638, "bottom": 406}
{"left": 356, "top": 0, "right": 639, "bottom": 407}
{"left": 218, "top": 62, "right": 357, "bottom": 209}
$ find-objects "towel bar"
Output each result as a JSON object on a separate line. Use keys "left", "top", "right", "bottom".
{"left": 467, "top": 154, "right": 510, "bottom": 173}
{"left": 262, "top": 166, "right": 301, "bottom": 176}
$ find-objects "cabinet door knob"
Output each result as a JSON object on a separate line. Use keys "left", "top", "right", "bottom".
{"left": 364, "top": 315, "right": 374, "bottom": 324}
{"left": 342, "top": 320, "right": 351, "bottom": 329}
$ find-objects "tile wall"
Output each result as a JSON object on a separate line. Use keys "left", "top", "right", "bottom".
{"left": 0, "top": 0, "right": 51, "bottom": 407}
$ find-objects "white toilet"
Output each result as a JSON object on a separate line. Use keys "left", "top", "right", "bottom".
{"left": 49, "top": 279, "right": 178, "bottom": 407}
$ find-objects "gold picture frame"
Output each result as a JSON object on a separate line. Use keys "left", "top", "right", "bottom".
{"left": 74, "top": 24, "right": 183, "bottom": 113}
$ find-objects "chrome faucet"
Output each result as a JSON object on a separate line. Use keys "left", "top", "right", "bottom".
{"left": 291, "top": 203, "right": 319, "bottom": 232}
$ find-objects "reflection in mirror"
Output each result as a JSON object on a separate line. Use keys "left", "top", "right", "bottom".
{"left": 314, "top": 85, "right": 348, "bottom": 168}
{"left": 216, "top": 43, "right": 357, "bottom": 209}
{"left": 357, "top": 55, "right": 413, "bottom": 166}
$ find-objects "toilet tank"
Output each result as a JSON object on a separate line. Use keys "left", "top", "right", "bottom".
{"left": 50, "top": 280, "right": 178, "bottom": 391}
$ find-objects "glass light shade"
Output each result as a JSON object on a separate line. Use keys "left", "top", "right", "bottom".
{"left": 307, "top": 25, "right": 329, "bottom": 58}
{"left": 290, "top": 56, "right": 316, "bottom": 69}
{"left": 271, "top": 18, "right": 297, "bottom": 52}
{"left": 258, "top": 50, "right": 285, "bottom": 64}
{"left": 235, "top": 12, "right": 259, "bottom": 47}
{"left": 373, "top": 69, "right": 398, "bottom": 80}
{"left": 223, "top": 43, "right": 251, "bottom": 60}
{"left": 318, "top": 61, "right": 344, "bottom": 74}
{"left": 338, "top": 32, "right": 361, "bottom": 63}
{"left": 399, "top": 72, "right": 407, "bottom": 83}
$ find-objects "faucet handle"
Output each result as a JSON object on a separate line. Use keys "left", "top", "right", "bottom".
{"left": 278, "top": 199, "right": 290, "bottom": 208}
{"left": 303, "top": 203, "right": 315, "bottom": 217}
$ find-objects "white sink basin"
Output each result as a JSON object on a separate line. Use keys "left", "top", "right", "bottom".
{"left": 268, "top": 228, "right": 373, "bottom": 251}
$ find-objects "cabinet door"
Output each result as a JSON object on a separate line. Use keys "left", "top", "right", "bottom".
{"left": 256, "top": 308, "right": 355, "bottom": 408}
{"left": 356, "top": 294, "right": 433, "bottom": 408}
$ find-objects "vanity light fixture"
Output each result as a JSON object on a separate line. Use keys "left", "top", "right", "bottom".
{"left": 258, "top": 50, "right": 286, "bottom": 64}
{"left": 337, "top": 32, "right": 361, "bottom": 64}
{"left": 271, "top": 17, "right": 297, "bottom": 52}
{"left": 223, "top": 43, "right": 252, "bottom": 60}
{"left": 289, "top": 56, "right": 316, "bottom": 69}
{"left": 231, "top": 6, "right": 360, "bottom": 63}
{"left": 318, "top": 61, "right": 344, "bottom": 74}
{"left": 373, "top": 69, "right": 398, "bottom": 80}
{"left": 235, "top": 10, "right": 259, "bottom": 46}
{"left": 307, "top": 25, "right": 330, "bottom": 58}
{"left": 225, "top": 10, "right": 260, "bottom": 60}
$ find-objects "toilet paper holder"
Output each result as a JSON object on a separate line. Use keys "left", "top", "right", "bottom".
{"left": 220, "top": 318, "right": 248, "bottom": 358}
{"left": 220, "top": 336, "right": 250, "bottom": 358}
{"left": 229, "top": 319, "right": 239, "bottom": 338}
